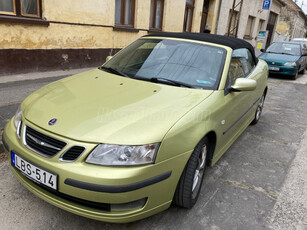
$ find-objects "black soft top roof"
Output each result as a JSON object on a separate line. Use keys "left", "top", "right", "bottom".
{"left": 144, "top": 32, "right": 258, "bottom": 63}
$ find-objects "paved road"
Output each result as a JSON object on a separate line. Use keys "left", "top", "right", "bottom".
{"left": 0, "top": 73, "right": 306, "bottom": 230}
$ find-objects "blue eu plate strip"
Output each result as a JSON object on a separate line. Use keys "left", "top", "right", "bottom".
{"left": 11, "top": 151, "right": 15, "bottom": 166}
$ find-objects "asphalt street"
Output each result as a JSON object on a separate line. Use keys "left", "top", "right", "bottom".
{"left": 0, "top": 72, "right": 306, "bottom": 230}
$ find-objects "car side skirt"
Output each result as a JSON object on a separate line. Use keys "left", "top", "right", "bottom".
{"left": 223, "top": 97, "right": 260, "bottom": 135}
{"left": 211, "top": 100, "right": 259, "bottom": 166}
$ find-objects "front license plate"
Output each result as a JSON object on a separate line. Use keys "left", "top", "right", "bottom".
{"left": 269, "top": 66, "right": 280, "bottom": 71}
{"left": 11, "top": 151, "right": 57, "bottom": 190}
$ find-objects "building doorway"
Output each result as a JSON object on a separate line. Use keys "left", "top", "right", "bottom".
{"left": 200, "top": 0, "right": 210, "bottom": 33}
{"left": 265, "top": 12, "right": 278, "bottom": 48}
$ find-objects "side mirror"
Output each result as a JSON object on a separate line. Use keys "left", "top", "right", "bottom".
{"left": 302, "top": 53, "right": 307, "bottom": 56}
{"left": 231, "top": 78, "right": 257, "bottom": 91}
{"left": 260, "top": 49, "right": 265, "bottom": 52}
{"left": 106, "top": 56, "right": 113, "bottom": 62}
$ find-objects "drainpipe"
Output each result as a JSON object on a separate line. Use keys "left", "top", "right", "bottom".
{"left": 211, "top": 0, "right": 222, "bottom": 34}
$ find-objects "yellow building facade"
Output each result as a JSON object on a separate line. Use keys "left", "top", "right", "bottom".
{"left": 0, "top": 0, "right": 289, "bottom": 75}
{"left": 1, "top": 0, "right": 222, "bottom": 74}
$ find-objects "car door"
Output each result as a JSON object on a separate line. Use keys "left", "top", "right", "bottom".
{"left": 221, "top": 49, "right": 259, "bottom": 149}
{"left": 217, "top": 49, "right": 256, "bottom": 148}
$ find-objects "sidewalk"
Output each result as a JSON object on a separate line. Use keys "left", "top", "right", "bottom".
{"left": 0, "top": 67, "right": 93, "bottom": 84}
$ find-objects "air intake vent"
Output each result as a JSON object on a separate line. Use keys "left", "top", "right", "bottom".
{"left": 25, "top": 126, "right": 66, "bottom": 157}
{"left": 61, "top": 146, "right": 85, "bottom": 161}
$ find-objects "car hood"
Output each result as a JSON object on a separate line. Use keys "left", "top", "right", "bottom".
{"left": 23, "top": 69, "right": 213, "bottom": 145}
{"left": 259, "top": 53, "right": 299, "bottom": 63}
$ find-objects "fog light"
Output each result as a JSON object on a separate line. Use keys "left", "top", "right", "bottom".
{"left": 110, "top": 198, "right": 147, "bottom": 212}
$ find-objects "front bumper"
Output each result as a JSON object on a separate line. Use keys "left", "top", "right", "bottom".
{"left": 268, "top": 65, "right": 298, "bottom": 76}
{"left": 3, "top": 118, "right": 191, "bottom": 223}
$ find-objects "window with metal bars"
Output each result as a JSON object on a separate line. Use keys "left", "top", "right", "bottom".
{"left": 226, "top": 9, "right": 239, "bottom": 36}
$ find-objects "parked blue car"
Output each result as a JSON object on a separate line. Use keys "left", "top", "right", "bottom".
{"left": 259, "top": 42, "right": 307, "bottom": 80}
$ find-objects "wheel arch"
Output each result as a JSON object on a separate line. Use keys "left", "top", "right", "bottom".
{"left": 264, "top": 86, "right": 268, "bottom": 97}
{"left": 205, "top": 131, "right": 217, "bottom": 166}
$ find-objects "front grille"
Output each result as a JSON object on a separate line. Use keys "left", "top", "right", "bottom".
{"left": 61, "top": 146, "right": 85, "bottom": 161}
{"left": 25, "top": 126, "right": 66, "bottom": 157}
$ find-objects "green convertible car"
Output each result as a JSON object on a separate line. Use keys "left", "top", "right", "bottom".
{"left": 3, "top": 33, "right": 268, "bottom": 223}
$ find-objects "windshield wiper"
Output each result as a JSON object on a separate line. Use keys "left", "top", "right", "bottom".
{"left": 267, "top": 51, "right": 279, "bottom": 54}
{"left": 129, "top": 75, "right": 195, "bottom": 88}
{"left": 99, "top": 66, "right": 130, "bottom": 78}
{"left": 151, "top": 77, "right": 195, "bottom": 88}
{"left": 280, "top": 52, "right": 296, "bottom": 56}
{"left": 267, "top": 51, "right": 296, "bottom": 56}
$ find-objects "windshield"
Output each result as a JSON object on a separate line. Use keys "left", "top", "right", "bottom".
{"left": 267, "top": 43, "right": 301, "bottom": 56}
{"left": 102, "top": 39, "right": 226, "bottom": 89}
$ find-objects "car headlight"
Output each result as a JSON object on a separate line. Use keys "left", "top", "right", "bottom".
{"left": 14, "top": 105, "right": 23, "bottom": 128}
{"left": 284, "top": 62, "right": 296, "bottom": 66}
{"left": 86, "top": 143, "right": 160, "bottom": 166}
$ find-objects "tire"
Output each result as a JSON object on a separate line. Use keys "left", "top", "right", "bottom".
{"left": 299, "top": 67, "right": 305, "bottom": 74}
{"left": 251, "top": 93, "right": 265, "bottom": 125}
{"left": 173, "top": 137, "right": 209, "bottom": 208}
{"left": 291, "top": 71, "right": 298, "bottom": 80}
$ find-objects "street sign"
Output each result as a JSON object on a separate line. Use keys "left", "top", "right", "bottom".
{"left": 262, "top": 0, "right": 271, "bottom": 10}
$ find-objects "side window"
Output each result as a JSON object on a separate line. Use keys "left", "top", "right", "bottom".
{"left": 227, "top": 48, "right": 255, "bottom": 87}
{"left": 231, "top": 48, "right": 255, "bottom": 76}
{"left": 247, "top": 50, "right": 256, "bottom": 69}
{"left": 228, "top": 57, "right": 245, "bottom": 85}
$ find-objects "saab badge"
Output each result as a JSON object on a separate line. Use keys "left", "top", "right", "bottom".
{"left": 48, "top": 118, "right": 57, "bottom": 126}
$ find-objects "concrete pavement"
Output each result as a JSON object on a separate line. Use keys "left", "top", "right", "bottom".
{"left": 0, "top": 70, "right": 306, "bottom": 229}
{"left": 268, "top": 128, "right": 307, "bottom": 230}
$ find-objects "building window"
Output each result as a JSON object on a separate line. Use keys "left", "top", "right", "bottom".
{"left": 115, "top": 0, "right": 135, "bottom": 27}
{"left": 245, "top": 16, "right": 255, "bottom": 38}
{"left": 149, "top": 0, "right": 164, "bottom": 30}
{"left": 258, "top": 19, "right": 265, "bottom": 32}
{"left": 226, "top": 9, "right": 238, "bottom": 36}
{"left": 0, "top": 0, "right": 41, "bottom": 18}
{"left": 183, "top": 0, "right": 194, "bottom": 32}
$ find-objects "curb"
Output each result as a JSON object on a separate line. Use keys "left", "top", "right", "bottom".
{"left": 0, "top": 75, "right": 70, "bottom": 88}
{"left": 0, "top": 67, "right": 93, "bottom": 85}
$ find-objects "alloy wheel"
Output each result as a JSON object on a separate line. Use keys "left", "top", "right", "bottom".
{"left": 192, "top": 145, "right": 207, "bottom": 199}
{"left": 255, "top": 96, "right": 265, "bottom": 121}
